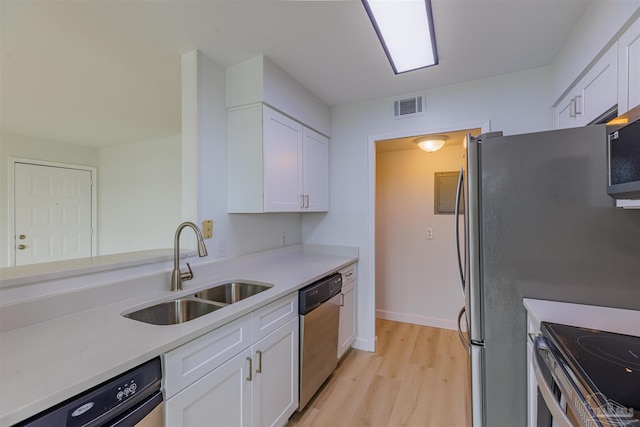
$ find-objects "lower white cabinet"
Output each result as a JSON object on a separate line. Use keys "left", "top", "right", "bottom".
{"left": 165, "top": 348, "right": 252, "bottom": 427}
{"left": 252, "top": 317, "right": 299, "bottom": 427}
{"left": 164, "top": 293, "right": 299, "bottom": 427}
{"left": 338, "top": 262, "right": 357, "bottom": 359}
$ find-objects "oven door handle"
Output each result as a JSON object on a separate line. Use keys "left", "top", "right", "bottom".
{"left": 532, "top": 337, "right": 574, "bottom": 427}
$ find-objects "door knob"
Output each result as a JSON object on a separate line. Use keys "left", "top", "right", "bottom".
{"left": 18, "top": 245, "right": 26, "bottom": 250}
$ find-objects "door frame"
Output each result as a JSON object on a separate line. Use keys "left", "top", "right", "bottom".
{"left": 7, "top": 157, "right": 98, "bottom": 266}
{"left": 365, "top": 120, "right": 491, "bottom": 351}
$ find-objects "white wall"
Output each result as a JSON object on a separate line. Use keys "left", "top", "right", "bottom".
{"left": 98, "top": 135, "right": 182, "bottom": 254}
{"left": 0, "top": 133, "right": 99, "bottom": 267}
{"left": 181, "top": 51, "right": 302, "bottom": 265}
{"left": 302, "top": 66, "right": 554, "bottom": 351}
{"left": 375, "top": 145, "right": 466, "bottom": 330}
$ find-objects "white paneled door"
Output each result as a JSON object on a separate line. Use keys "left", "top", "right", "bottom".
{"left": 14, "top": 162, "right": 94, "bottom": 266}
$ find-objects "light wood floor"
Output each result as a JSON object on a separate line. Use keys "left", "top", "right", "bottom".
{"left": 287, "top": 319, "right": 470, "bottom": 427}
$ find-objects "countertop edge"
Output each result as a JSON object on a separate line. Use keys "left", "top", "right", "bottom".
{"left": 523, "top": 298, "right": 640, "bottom": 336}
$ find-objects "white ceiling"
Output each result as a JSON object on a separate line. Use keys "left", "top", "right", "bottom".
{"left": 0, "top": 0, "right": 591, "bottom": 148}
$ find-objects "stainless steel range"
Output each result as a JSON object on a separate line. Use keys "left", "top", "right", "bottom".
{"left": 534, "top": 322, "right": 640, "bottom": 427}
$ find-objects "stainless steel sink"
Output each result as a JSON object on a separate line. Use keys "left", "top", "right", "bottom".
{"left": 194, "top": 282, "right": 273, "bottom": 305}
{"left": 124, "top": 298, "right": 221, "bottom": 325}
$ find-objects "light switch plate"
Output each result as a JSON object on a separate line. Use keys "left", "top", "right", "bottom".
{"left": 202, "top": 220, "right": 213, "bottom": 239}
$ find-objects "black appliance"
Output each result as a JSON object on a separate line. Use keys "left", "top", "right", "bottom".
{"left": 15, "top": 358, "right": 163, "bottom": 427}
{"left": 535, "top": 322, "right": 640, "bottom": 426}
{"left": 608, "top": 116, "right": 640, "bottom": 199}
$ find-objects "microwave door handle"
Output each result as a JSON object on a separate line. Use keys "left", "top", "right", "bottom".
{"left": 532, "top": 337, "right": 573, "bottom": 427}
{"left": 454, "top": 167, "right": 465, "bottom": 293}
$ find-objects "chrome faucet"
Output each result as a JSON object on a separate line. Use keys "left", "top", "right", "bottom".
{"left": 171, "top": 221, "right": 208, "bottom": 292}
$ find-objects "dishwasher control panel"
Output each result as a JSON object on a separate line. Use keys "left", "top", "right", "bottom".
{"left": 298, "top": 273, "right": 342, "bottom": 315}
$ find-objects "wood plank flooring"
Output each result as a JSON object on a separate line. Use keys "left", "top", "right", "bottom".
{"left": 287, "top": 319, "right": 470, "bottom": 427}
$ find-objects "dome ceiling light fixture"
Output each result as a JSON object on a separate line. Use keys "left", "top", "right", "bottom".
{"left": 361, "top": 0, "right": 439, "bottom": 74}
{"left": 415, "top": 135, "right": 448, "bottom": 152}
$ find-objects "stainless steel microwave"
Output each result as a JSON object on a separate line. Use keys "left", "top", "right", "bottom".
{"left": 607, "top": 117, "right": 640, "bottom": 199}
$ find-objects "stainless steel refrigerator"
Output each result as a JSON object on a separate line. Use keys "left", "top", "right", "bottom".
{"left": 454, "top": 125, "right": 640, "bottom": 426}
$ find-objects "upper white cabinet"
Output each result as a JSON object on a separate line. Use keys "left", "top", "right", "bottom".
{"left": 228, "top": 104, "right": 329, "bottom": 213}
{"left": 555, "top": 44, "right": 618, "bottom": 128}
{"left": 618, "top": 16, "right": 640, "bottom": 114}
{"left": 226, "top": 55, "right": 331, "bottom": 137}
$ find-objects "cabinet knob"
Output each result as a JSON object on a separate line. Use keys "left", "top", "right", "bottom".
{"left": 18, "top": 244, "right": 27, "bottom": 250}
{"left": 19, "top": 234, "right": 26, "bottom": 240}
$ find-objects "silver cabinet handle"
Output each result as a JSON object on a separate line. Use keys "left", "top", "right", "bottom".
{"left": 300, "top": 195, "right": 305, "bottom": 209}
{"left": 304, "top": 195, "right": 309, "bottom": 208}
{"left": 256, "top": 350, "right": 262, "bottom": 374}
{"left": 246, "top": 357, "right": 253, "bottom": 381}
{"left": 344, "top": 272, "right": 353, "bottom": 278}
{"left": 340, "top": 294, "right": 345, "bottom": 306}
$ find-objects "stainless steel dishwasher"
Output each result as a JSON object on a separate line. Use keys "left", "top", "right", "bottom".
{"left": 15, "top": 357, "right": 163, "bottom": 427}
{"left": 298, "top": 273, "right": 342, "bottom": 411}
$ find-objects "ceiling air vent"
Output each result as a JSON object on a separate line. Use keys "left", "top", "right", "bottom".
{"left": 393, "top": 96, "right": 425, "bottom": 118}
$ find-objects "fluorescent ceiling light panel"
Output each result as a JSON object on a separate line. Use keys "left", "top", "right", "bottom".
{"left": 362, "top": 0, "right": 438, "bottom": 74}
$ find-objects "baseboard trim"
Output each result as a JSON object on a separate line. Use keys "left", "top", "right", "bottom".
{"left": 376, "top": 309, "right": 457, "bottom": 331}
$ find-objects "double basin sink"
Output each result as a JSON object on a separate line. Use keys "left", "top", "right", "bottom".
{"left": 124, "top": 282, "right": 273, "bottom": 325}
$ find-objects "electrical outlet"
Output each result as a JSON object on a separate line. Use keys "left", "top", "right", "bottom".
{"left": 217, "top": 240, "right": 226, "bottom": 257}
{"left": 202, "top": 220, "right": 213, "bottom": 239}
{"left": 426, "top": 227, "right": 434, "bottom": 240}
{"left": 281, "top": 232, "right": 286, "bottom": 246}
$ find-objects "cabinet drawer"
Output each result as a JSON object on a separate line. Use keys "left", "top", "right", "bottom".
{"left": 339, "top": 263, "right": 357, "bottom": 285}
{"left": 163, "top": 315, "right": 252, "bottom": 398}
{"left": 251, "top": 293, "right": 298, "bottom": 342}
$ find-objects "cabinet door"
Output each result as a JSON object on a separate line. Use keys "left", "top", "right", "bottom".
{"left": 165, "top": 348, "right": 252, "bottom": 427}
{"left": 163, "top": 315, "right": 252, "bottom": 398}
{"left": 555, "top": 93, "right": 577, "bottom": 129}
{"left": 252, "top": 318, "right": 299, "bottom": 427}
{"left": 263, "top": 106, "right": 303, "bottom": 212}
{"left": 580, "top": 44, "right": 617, "bottom": 125}
{"left": 302, "top": 127, "right": 329, "bottom": 212}
{"left": 618, "top": 17, "right": 640, "bottom": 114}
{"left": 338, "top": 280, "right": 356, "bottom": 359}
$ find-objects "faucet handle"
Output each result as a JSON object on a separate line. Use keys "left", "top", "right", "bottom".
{"left": 181, "top": 262, "right": 194, "bottom": 281}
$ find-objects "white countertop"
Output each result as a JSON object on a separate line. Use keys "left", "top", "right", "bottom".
{"left": 0, "top": 246, "right": 357, "bottom": 426}
{"left": 523, "top": 298, "right": 640, "bottom": 336}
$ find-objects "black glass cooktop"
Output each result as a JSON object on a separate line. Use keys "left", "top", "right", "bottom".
{"left": 541, "top": 322, "right": 640, "bottom": 414}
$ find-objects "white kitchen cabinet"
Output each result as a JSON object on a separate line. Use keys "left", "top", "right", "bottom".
{"left": 164, "top": 293, "right": 299, "bottom": 427}
{"left": 165, "top": 348, "right": 253, "bottom": 427}
{"left": 228, "top": 104, "right": 329, "bottom": 213}
{"left": 252, "top": 317, "right": 299, "bottom": 427}
{"left": 338, "top": 262, "right": 357, "bottom": 359}
{"left": 618, "top": 16, "right": 640, "bottom": 114}
{"left": 302, "top": 127, "right": 329, "bottom": 212}
{"left": 555, "top": 44, "right": 618, "bottom": 128}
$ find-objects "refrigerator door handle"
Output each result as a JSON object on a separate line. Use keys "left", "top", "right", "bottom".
{"left": 454, "top": 166, "right": 465, "bottom": 293}
{"left": 457, "top": 306, "right": 471, "bottom": 353}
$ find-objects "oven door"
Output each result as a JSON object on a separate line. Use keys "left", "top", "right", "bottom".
{"left": 532, "top": 336, "right": 577, "bottom": 427}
